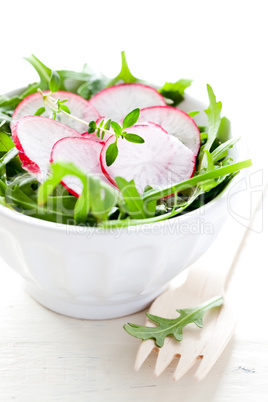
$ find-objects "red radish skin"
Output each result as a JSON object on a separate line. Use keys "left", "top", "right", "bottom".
{"left": 51, "top": 137, "right": 112, "bottom": 197}
{"left": 100, "top": 124, "right": 196, "bottom": 193}
{"left": 11, "top": 90, "right": 100, "bottom": 133}
{"left": 81, "top": 132, "right": 105, "bottom": 144}
{"left": 89, "top": 83, "right": 166, "bottom": 122}
{"left": 138, "top": 106, "right": 200, "bottom": 156}
{"left": 12, "top": 116, "right": 81, "bottom": 182}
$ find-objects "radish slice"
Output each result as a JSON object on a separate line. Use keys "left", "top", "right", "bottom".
{"left": 89, "top": 83, "right": 166, "bottom": 122}
{"left": 138, "top": 106, "right": 200, "bottom": 156}
{"left": 51, "top": 137, "right": 111, "bottom": 196}
{"left": 12, "top": 116, "right": 80, "bottom": 181}
{"left": 11, "top": 90, "right": 100, "bottom": 133}
{"left": 100, "top": 124, "right": 196, "bottom": 193}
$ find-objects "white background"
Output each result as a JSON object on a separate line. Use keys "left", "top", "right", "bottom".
{"left": 1, "top": 0, "right": 267, "bottom": 167}
{"left": 0, "top": 1, "right": 267, "bottom": 400}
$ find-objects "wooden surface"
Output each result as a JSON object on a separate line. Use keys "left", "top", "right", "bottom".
{"left": 0, "top": 185, "right": 267, "bottom": 401}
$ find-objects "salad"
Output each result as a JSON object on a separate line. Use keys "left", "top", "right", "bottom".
{"left": 0, "top": 52, "right": 251, "bottom": 228}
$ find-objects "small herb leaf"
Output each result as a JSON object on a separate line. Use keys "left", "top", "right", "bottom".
{"left": 34, "top": 106, "right": 46, "bottom": 116}
{"left": 49, "top": 70, "right": 61, "bottom": 93}
{"left": 106, "top": 141, "right": 118, "bottom": 166}
{"left": 122, "top": 108, "right": 140, "bottom": 129}
{"left": 110, "top": 121, "right": 122, "bottom": 137}
{"left": 124, "top": 133, "right": 145, "bottom": 144}
{"left": 88, "top": 120, "right": 97, "bottom": 133}
{"left": 59, "top": 104, "right": 70, "bottom": 114}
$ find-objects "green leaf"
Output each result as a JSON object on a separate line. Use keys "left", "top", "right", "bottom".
{"left": 217, "top": 116, "right": 231, "bottom": 143}
{"left": 188, "top": 110, "right": 200, "bottom": 118}
{"left": 88, "top": 120, "right": 97, "bottom": 134}
{"left": 88, "top": 176, "right": 117, "bottom": 221}
{"left": 159, "top": 79, "right": 192, "bottom": 106}
{"left": 211, "top": 137, "right": 240, "bottom": 163}
{"left": 37, "top": 162, "right": 119, "bottom": 224}
{"left": 59, "top": 104, "right": 70, "bottom": 114}
{"left": 122, "top": 108, "right": 140, "bottom": 129}
{"left": 110, "top": 121, "right": 122, "bottom": 137}
{"left": 124, "top": 296, "right": 224, "bottom": 347}
{"left": 105, "top": 141, "right": 118, "bottom": 166}
{"left": 107, "top": 51, "right": 138, "bottom": 87}
{"left": 103, "top": 119, "right": 111, "bottom": 131}
{"left": 38, "top": 162, "right": 90, "bottom": 223}
{"left": 101, "top": 119, "right": 111, "bottom": 139}
{"left": 96, "top": 119, "right": 104, "bottom": 138}
{"left": 0, "top": 132, "right": 15, "bottom": 152}
{"left": 141, "top": 159, "right": 252, "bottom": 203}
{"left": 205, "top": 84, "right": 222, "bottom": 145}
{"left": 124, "top": 133, "right": 145, "bottom": 144}
{"left": 24, "top": 54, "right": 51, "bottom": 89}
{"left": 34, "top": 106, "right": 46, "bottom": 116}
{"left": 0, "top": 148, "right": 19, "bottom": 171}
{"left": 49, "top": 70, "right": 61, "bottom": 93}
{"left": 115, "top": 177, "right": 147, "bottom": 219}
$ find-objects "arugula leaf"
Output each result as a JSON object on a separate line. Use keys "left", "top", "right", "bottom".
{"left": 107, "top": 51, "right": 138, "bottom": 87}
{"left": 159, "top": 79, "right": 192, "bottom": 106}
{"left": 211, "top": 137, "right": 240, "bottom": 163}
{"left": 198, "top": 84, "right": 222, "bottom": 170}
{"left": 0, "top": 131, "right": 14, "bottom": 152}
{"left": 115, "top": 177, "right": 155, "bottom": 219}
{"left": 124, "top": 296, "right": 223, "bottom": 347}
{"left": 217, "top": 116, "right": 231, "bottom": 143}
{"left": 25, "top": 54, "right": 51, "bottom": 89}
{"left": 38, "top": 162, "right": 119, "bottom": 224}
{"left": 142, "top": 159, "right": 252, "bottom": 203}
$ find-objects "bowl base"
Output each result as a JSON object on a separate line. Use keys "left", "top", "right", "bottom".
{"left": 24, "top": 283, "right": 166, "bottom": 320}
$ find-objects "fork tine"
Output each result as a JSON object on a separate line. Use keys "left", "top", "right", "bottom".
{"left": 154, "top": 341, "right": 177, "bottom": 377}
{"left": 173, "top": 352, "right": 201, "bottom": 381}
{"left": 194, "top": 313, "right": 237, "bottom": 381}
{"left": 134, "top": 339, "right": 157, "bottom": 371}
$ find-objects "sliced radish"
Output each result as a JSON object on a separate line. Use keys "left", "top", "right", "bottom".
{"left": 12, "top": 116, "right": 80, "bottom": 181}
{"left": 11, "top": 90, "right": 100, "bottom": 133}
{"left": 88, "top": 83, "right": 166, "bottom": 122}
{"left": 100, "top": 124, "right": 195, "bottom": 193}
{"left": 138, "top": 106, "right": 200, "bottom": 156}
{"left": 51, "top": 137, "right": 111, "bottom": 196}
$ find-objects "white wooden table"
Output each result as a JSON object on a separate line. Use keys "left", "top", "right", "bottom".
{"left": 0, "top": 184, "right": 267, "bottom": 401}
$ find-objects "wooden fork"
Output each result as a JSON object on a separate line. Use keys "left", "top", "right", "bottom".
{"left": 134, "top": 217, "right": 253, "bottom": 381}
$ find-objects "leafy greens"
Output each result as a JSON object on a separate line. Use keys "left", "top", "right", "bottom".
{"left": 0, "top": 53, "right": 252, "bottom": 227}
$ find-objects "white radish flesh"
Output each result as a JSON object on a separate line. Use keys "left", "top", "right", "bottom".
{"left": 88, "top": 83, "right": 166, "bottom": 122}
{"left": 100, "top": 124, "right": 196, "bottom": 193}
{"left": 12, "top": 90, "right": 99, "bottom": 133}
{"left": 138, "top": 106, "right": 200, "bottom": 156}
{"left": 51, "top": 137, "right": 111, "bottom": 196}
{"left": 12, "top": 116, "right": 80, "bottom": 182}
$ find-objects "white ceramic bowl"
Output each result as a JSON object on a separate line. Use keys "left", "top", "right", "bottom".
{"left": 0, "top": 92, "right": 241, "bottom": 319}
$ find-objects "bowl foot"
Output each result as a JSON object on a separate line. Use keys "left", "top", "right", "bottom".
{"left": 24, "top": 283, "right": 166, "bottom": 319}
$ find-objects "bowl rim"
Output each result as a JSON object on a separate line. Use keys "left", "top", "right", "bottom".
{"left": 0, "top": 87, "right": 243, "bottom": 234}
